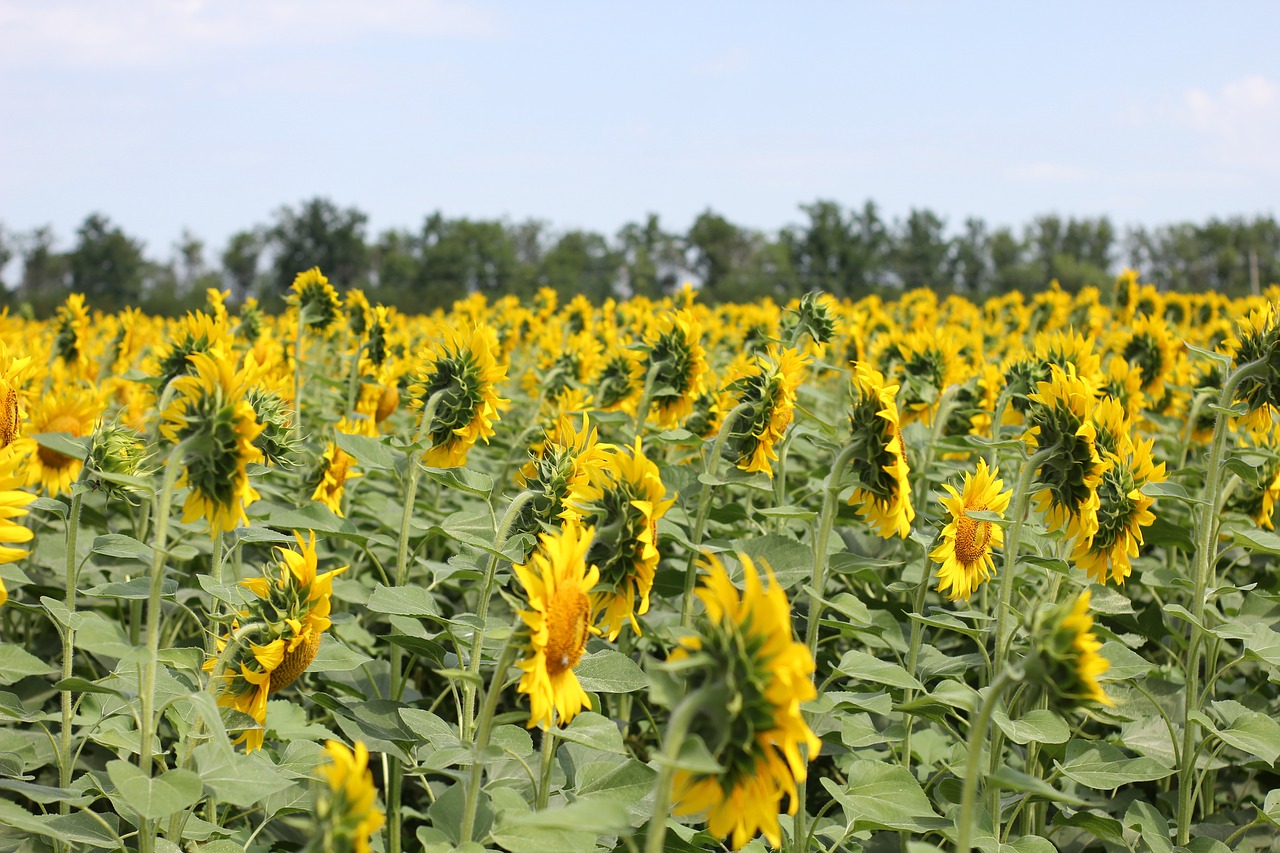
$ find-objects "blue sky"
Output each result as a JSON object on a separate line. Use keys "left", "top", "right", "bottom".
{"left": 1, "top": 1, "right": 1278, "bottom": 260}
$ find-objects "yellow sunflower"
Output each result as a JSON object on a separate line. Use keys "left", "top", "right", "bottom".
{"left": 289, "top": 267, "right": 342, "bottom": 331}
{"left": 1033, "top": 589, "right": 1112, "bottom": 709}
{"left": 670, "top": 553, "right": 821, "bottom": 850}
{"left": 846, "top": 362, "right": 914, "bottom": 539}
{"left": 1073, "top": 429, "right": 1165, "bottom": 585}
{"left": 641, "top": 309, "right": 709, "bottom": 428}
{"left": 931, "top": 459, "right": 1011, "bottom": 602}
{"left": 51, "top": 293, "right": 90, "bottom": 375}
{"left": 311, "top": 419, "right": 371, "bottom": 517}
{"left": 514, "top": 523, "right": 601, "bottom": 730}
{"left": 721, "top": 346, "right": 808, "bottom": 477}
{"left": 0, "top": 447, "right": 35, "bottom": 606}
{"left": 408, "top": 323, "right": 508, "bottom": 469}
{"left": 159, "top": 352, "right": 264, "bottom": 534}
{"left": 1026, "top": 364, "right": 1104, "bottom": 544}
{"left": 19, "top": 386, "right": 104, "bottom": 497}
{"left": 0, "top": 342, "right": 33, "bottom": 450}
{"left": 317, "top": 740, "right": 385, "bottom": 853}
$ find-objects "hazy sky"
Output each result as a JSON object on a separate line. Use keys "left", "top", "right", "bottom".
{"left": 2, "top": 0, "right": 1278, "bottom": 260}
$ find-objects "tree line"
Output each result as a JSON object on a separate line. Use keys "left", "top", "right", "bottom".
{"left": 1, "top": 197, "right": 1277, "bottom": 316}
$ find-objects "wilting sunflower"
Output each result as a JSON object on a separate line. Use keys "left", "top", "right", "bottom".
{"left": 206, "top": 532, "right": 347, "bottom": 752}
{"left": 720, "top": 347, "right": 808, "bottom": 477}
{"left": 570, "top": 438, "right": 675, "bottom": 640}
{"left": 846, "top": 362, "right": 915, "bottom": 539}
{"left": 159, "top": 352, "right": 264, "bottom": 534}
{"left": 0, "top": 447, "right": 35, "bottom": 606}
{"left": 669, "top": 553, "right": 821, "bottom": 850}
{"left": 513, "top": 523, "right": 601, "bottom": 729}
{"left": 641, "top": 309, "right": 708, "bottom": 428}
{"left": 1028, "top": 589, "right": 1112, "bottom": 709}
{"left": 316, "top": 740, "right": 385, "bottom": 853}
{"left": 931, "top": 460, "right": 1011, "bottom": 601}
{"left": 289, "top": 267, "right": 342, "bottom": 332}
{"left": 20, "top": 386, "right": 104, "bottom": 497}
{"left": 1025, "top": 364, "right": 1103, "bottom": 544}
{"left": 408, "top": 324, "right": 507, "bottom": 469}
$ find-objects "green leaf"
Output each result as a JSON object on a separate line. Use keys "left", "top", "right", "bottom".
{"left": 89, "top": 533, "right": 154, "bottom": 561}
{"left": 820, "top": 760, "right": 945, "bottom": 833}
{"left": 1201, "top": 702, "right": 1280, "bottom": 765}
{"left": 575, "top": 650, "right": 648, "bottom": 694}
{"left": 0, "top": 779, "right": 93, "bottom": 807}
{"left": 732, "top": 534, "right": 813, "bottom": 590}
{"left": 107, "top": 760, "right": 203, "bottom": 820}
{"left": 334, "top": 431, "right": 399, "bottom": 469}
{"left": 310, "top": 634, "right": 373, "bottom": 672}
{"left": 1144, "top": 481, "right": 1208, "bottom": 506}
{"left": 366, "top": 584, "right": 441, "bottom": 618}
{"left": 987, "top": 768, "right": 1086, "bottom": 806}
{"left": 1214, "top": 622, "right": 1280, "bottom": 667}
{"left": 1056, "top": 741, "right": 1173, "bottom": 789}
{"left": 992, "top": 708, "right": 1070, "bottom": 745}
{"left": 836, "top": 649, "right": 923, "bottom": 691}
{"left": 193, "top": 743, "right": 293, "bottom": 808}
{"left": 421, "top": 466, "right": 494, "bottom": 498}
{"left": 500, "top": 800, "right": 631, "bottom": 835}
{"left": 1124, "top": 800, "right": 1173, "bottom": 853}
{"left": 1232, "top": 527, "right": 1280, "bottom": 555}
{"left": 554, "top": 711, "right": 626, "bottom": 755}
{"left": 52, "top": 677, "right": 126, "bottom": 699}
{"left": 0, "top": 643, "right": 54, "bottom": 685}
{"left": 85, "top": 577, "right": 178, "bottom": 600}
{"left": 755, "top": 505, "right": 817, "bottom": 521}
{"left": 32, "top": 432, "right": 87, "bottom": 463}
{"left": 1053, "top": 811, "right": 1126, "bottom": 845}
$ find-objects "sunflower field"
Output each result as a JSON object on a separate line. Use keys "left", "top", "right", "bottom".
{"left": 0, "top": 270, "right": 1278, "bottom": 853}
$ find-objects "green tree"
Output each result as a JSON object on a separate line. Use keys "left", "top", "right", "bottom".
{"left": 68, "top": 213, "right": 145, "bottom": 311}
{"left": 948, "top": 217, "right": 991, "bottom": 295}
{"left": 369, "top": 228, "right": 421, "bottom": 308}
{"left": 618, "top": 214, "right": 683, "bottom": 298}
{"left": 893, "top": 208, "right": 950, "bottom": 291}
{"left": 416, "top": 213, "right": 524, "bottom": 310}
{"left": 268, "top": 197, "right": 370, "bottom": 292}
{"left": 540, "top": 230, "right": 620, "bottom": 302}
{"left": 221, "top": 229, "right": 263, "bottom": 301}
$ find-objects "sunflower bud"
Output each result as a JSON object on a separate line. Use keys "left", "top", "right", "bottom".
{"left": 245, "top": 386, "right": 298, "bottom": 466}
{"left": 85, "top": 422, "right": 152, "bottom": 503}
{"left": 1023, "top": 590, "right": 1112, "bottom": 711}
{"left": 787, "top": 291, "right": 838, "bottom": 346}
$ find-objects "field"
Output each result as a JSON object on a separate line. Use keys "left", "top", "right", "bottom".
{"left": 0, "top": 271, "right": 1278, "bottom": 853}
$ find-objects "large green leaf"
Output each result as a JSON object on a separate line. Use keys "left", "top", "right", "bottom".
{"left": 575, "top": 650, "right": 648, "bottom": 694}
{"left": 1056, "top": 741, "right": 1173, "bottom": 790}
{"left": 836, "top": 649, "right": 922, "bottom": 691}
{"left": 107, "top": 760, "right": 203, "bottom": 820}
{"left": 193, "top": 743, "right": 293, "bottom": 808}
{"left": 820, "top": 760, "right": 946, "bottom": 833}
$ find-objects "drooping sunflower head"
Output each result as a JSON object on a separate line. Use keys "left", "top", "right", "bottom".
{"left": 148, "top": 311, "right": 234, "bottom": 398}
{"left": 289, "top": 267, "right": 342, "bottom": 332}
{"left": 159, "top": 352, "right": 264, "bottom": 534}
{"left": 1120, "top": 313, "right": 1179, "bottom": 399}
{"left": 889, "top": 327, "right": 964, "bottom": 426}
{"left": 720, "top": 347, "right": 808, "bottom": 477}
{"left": 593, "top": 344, "right": 645, "bottom": 413}
{"left": 408, "top": 324, "right": 508, "bottom": 469}
{"left": 513, "top": 522, "right": 602, "bottom": 730}
{"left": 931, "top": 459, "right": 1012, "bottom": 602}
{"left": 85, "top": 421, "right": 152, "bottom": 504}
{"left": 641, "top": 309, "right": 709, "bottom": 428}
{"left": 570, "top": 439, "right": 675, "bottom": 641}
{"left": 315, "top": 740, "right": 385, "bottom": 853}
{"left": 515, "top": 413, "right": 611, "bottom": 544}
{"left": 1227, "top": 301, "right": 1280, "bottom": 416}
{"left": 669, "top": 553, "right": 821, "bottom": 850}
{"left": 1073, "top": 432, "right": 1165, "bottom": 585}
{"left": 52, "top": 293, "right": 90, "bottom": 370}
{"left": 1025, "top": 364, "right": 1104, "bottom": 543}
{"left": 846, "top": 362, "right": 914, "bottom": 539}
{"left": 1026, "top": 589, "right": 1113, "bottom": 710}
{"left": 19, "top": 386, "right": 104, "bottom": 497}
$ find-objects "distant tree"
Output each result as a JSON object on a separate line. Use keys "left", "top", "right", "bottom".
{"left": 368, "top": 229, "right": 420, "bottom": 308}
{"left": 268, "top": 198, "right": 370, "bottom": 292}
{"left": 540, "top": 230, "right": 620, "bottom": 302}
{"left": 68, "top": 213, "right": 146, "bottom": 311}
{"left": 989, "top": 226, "right": 1039, "bottom": 294}
{"left": 20, "top": 227, "right": 69, "bottom": 314}
{"left": 687, "top": 209, "right": 754, "bottom": 302}
{"left": 948, "top": 217, "right": 991, "bottom": 295}
{"left": 416, "top": 213, "right": 523, "bottom": 310}
{"left": 617, "top": 214, "right": 683, "bottom": 298}
{"left": 221, "top": 229, "right": 263, "bottom": 301}
{"left": 893, "top": 208, "right": 950, "bottom": 291}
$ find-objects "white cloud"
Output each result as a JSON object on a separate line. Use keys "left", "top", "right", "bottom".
{"left": 1178, "top": 75, "right": 1280, "bottom": 174}
{"left": 0, "top": 0, "right": 500, "bottom": 69}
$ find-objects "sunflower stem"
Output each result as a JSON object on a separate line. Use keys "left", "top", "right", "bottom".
{"left": 462, "top": 489, "right": 538, "bottom": 741}
{"left": 461, "top": 638, "right": 519, "bottom": 845}
{"left": 1176, "top": 356, "right": 1267, "bottom": 846}
{"left": 58, "top": 483, "right": 85, "bottom": 810}
{"left": 631, "top": 362, "right": 661, "bottom": 445}
{"left": 957, "top": 669, "right": 1018, "bottom": 853}
{"left": 681, "top": 402, "right": 753, "bottom": 628}
{"left": 205, "top": 531, "right": 225, "bottom": 656}
{"left": 644, "top": 688, "right": 716, "bottom": 853}
{"left": 991, "top": 447, "right": 1054, "bottom": 680}
{"left": 137, "top": 438, "right": 192, "bottom": 853}
{"left": 344, "top": 340, "right": 365, "bottom": 417}
{"left": 536, "top": 722, "right": 558, "bottom": 810}
{"left": 292, "top": 314, "right": 306, "bottom": 446}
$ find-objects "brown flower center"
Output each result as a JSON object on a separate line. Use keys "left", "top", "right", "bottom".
{"left": 544, "top": 585, "right": 590, "bottom": 677}
{"left": 0, "top": 388, "right": 18, "bottom": 448}
{"left": 269, "top": 631, "right": 322, "bottom": 693}
{"left": 954, "top": 510, "right": 992, "bottom": 566}
{"left": 37, "top": 413, "right": 82, "bottom": 469}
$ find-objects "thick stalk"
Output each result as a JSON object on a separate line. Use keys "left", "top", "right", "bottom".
{"left": 680, "top": 403, "right": 752, "bottom": 627}
{"left": 138, "top": 440, "right": 190, "bottom": 853}
{"left": 956, "top": 670, "right": 1017, "bottom": 853}
{"left": 991, "top": 448, "right": 1054, "bottom": 678}
{"left": 631, "top": 362, "right": 660, "bottom": 445}
{"left": 461, "top": 490, "right": 538, "bottom": 741}
{"left": 644, "top": 689, "right": 714, "bottom": 853}
{"left": 292, "top": 317, "right": 306, "bottom": 446}
{"left": 536, "top": 721, "right": 557, "bottom": 810}
{"left": 1176, "top": 358, "right": 1265, "bottom": 845}
{"left": 460, "top": 640, "right": 519, "bottom": 845}
{"left": 58, "top": 487, "right": 85, "bottom": 803}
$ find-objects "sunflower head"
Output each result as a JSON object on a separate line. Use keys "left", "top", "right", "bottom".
{"left": 236, "top": 298, "right": 264, "bottom": 345}
{"left": 1228, "top": 301, "right": 1280, "bottom": 415}
{"left": 514, "top": 413, "right": 611, "bottom": 547}
{"left": 0, "top": 343, "right": 33, "bottom": 450}
{"left": 0, "top": 446, "right": 36, "bottom": 605}
{"left": 407, "top": 324, "right": 508, "bottom": 468}
{"left": 20, "top": 386, "right": 103, "bottom": 497}
{"left": 668, "top": 552, "right": 821, "bottom": 850}
{"left": 513, "top": 522, "right": 602, "bottom": 729}
{"left": 289, "top": 267, "right": 342, "bottom": 331}
{"left": 316, "top": 740, "right": 385, "bottom": 853}
{"left": 85, "top": 421, "right": 152, "bottom": 504}
{"left": 345, "top": 288, "right": 371, "bottom": 338}
{"left": 846, "top": 362, "right": 914, "bottom": 539}
{"left": 786, "top": 292, "right": 838, "bottom": 346}
{"left": 641, "top": 309, "right": 709, "bottom": 428}
{"left": 1121, "top": 313, "right": 1178, "bottom": 399}
{"left": 593, "top": 345, "right": 645, "bottom": 412}
{"left": 52, "top": 294, "right": 89, "bottom": 369}
{"left": 1073, "top": 431, "right": 1165, "bottom": 585}
{"left": 720, "top": 347, "right": 808, "bottom": 477}
{"left": 1025, "top": 364, "right": 1103, "bottom": 543}
{"left": 1025, "top": 590, "right": 1112, "bottom": 709}
{"left": 889, "top": 328, "right": 963, "bottom": 426}
{"left": 205, "top": 287, "right": 231, "bottom": 325}
{"left": 244, "top": 386, "right": 298, "bottom": 467}
{"left": 149, "top": 311, "right": 234, "bottom": 397}
{"left": 364, "top": 306, "right": 392, "bottom": 368}
{"left": 931, "top": 459, "right": 1012, "bottom": 601}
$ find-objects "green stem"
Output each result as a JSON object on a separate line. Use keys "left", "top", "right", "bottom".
{"left": 138, "top": 439, "right": 191, "bottom": 853}
{"left": 680, "top": 402, "right": 752, "bottom": 628}
{"left": 644, "top": 689, "right": 716, "bottom": 853}
{"left": 900, "top": 537, "right": 935, "bottom": 771}
{"left": 536, "top": 723, "right": 557, "bottom": 810}
{"left": 956, "top": 669, "right": 1018, "bottom": 853}
{"left": 631, "top": 362, "right": 661, "bottom": 445}
{"left": 205, "top": 532, "right": 225, "bottom": 655}
{"left": 462, "top": 490, "right": 538, "bottom": 741}
{"left": 991, "top": 448, "right": 1054, "bottom": 678}
{"left": 345, "top": 341, "right": 365, "bottom": 417}
{"left": 1176, "top": 357, "right": 1266, "bottom": 846}
{"left": 292, "top": 317, "right": 306, "bottom": 446}
{"left": 58, "top": 486, "right": 85, "bottom": 807}
{"left": 461, "top": 639, "right": 519, "bottom": 845}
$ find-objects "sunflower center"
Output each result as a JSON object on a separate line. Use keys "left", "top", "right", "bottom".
{"left": 37, "top": 413, "right": 83, "bottom": 469}
{"left": 544, "top": 585, "right": 590, "bottom": 677}
{"left": 954, "top": 509, "right": 992, "bottom": 566}
{"left": 0, "top": 387, "right": 19, "bottom": 448}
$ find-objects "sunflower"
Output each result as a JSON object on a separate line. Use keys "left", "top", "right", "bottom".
{"left": 1226, "top": 434, "right": 1280, "bottom": 530}
{"left": 0, "top": 343, "right": 33, "bottom": 450}
{"left": 84, "top": 421, "right": 151, "bottom": 504}
{"left": 669, "top": 553, "right": 821, "bottom": 850}
{"left": 570, "top": 438, "right": 675, "bottom": 640}
{"left": 720, "top": 347, "right": 808, "bottom": 477}
{"left": 0, "top": 447, "right": 35, "bottom": 606}
{"left": 51, "top": 293, "right": 90, "bottom": 374}
{"left": 311, "top": 420, "right": 369, "bottom": 518}
{"left": 1033, "top": 329, "right": 1103, "bottom": 388}
{"left": 846, "top": 362, "right": 914, "bottom": 539}
{"left": 19, "top": 386, "right": 103, "bottom": 497}
{"left": 147, "top": 311, "right": 234, "bottom": 399}
{"left": 408, "top": 323, "right": 507, "bottom": 469}
{"left": 1119, "top": 313, "right": 1178, "bottom": 400}
{"left": 931, "top": 460, "right": 1011, "bottom": 601}
{"left": 289, "top": 267, "right": 342, "bottom": 332}
{"left": 206, "top": 532, "right": 347, "bottom": 752}
{"left": 1025, "top": 364, "right": 1104, "bottom": 544}
{"left": 1227, "top": 301, "right": 1280, "bottom": 417}
{"left": 159, "top": 352, "right": 264, "bottom": 534}
{"left": 641, "top": 309, "right": 708, "bottom": 428}
{"left": 515, "top": 413, "right": 611, "bottom": 540}
{"left": 1073, "top": 426, "right": 1165, "bottom": 585}
{"left": 1030, "top": 589, "right": 1112, "bottom": 709}
{"left": 888, "top": 327, "right": 965, "bottom": 426}
{"left": 593, "top": 344, "right": 645, "bottom": 413}
{"left": 316, "top": 740, "right": 385, "bottom": 853}
{"left": 1099, "top": 355, "right": 1146, "bottom": 422}
{"left": 513, "top": 523, "right": 602, "bottom": 729}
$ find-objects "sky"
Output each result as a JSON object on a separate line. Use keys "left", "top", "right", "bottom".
{"left": 1, "top": 0, "right": 1279, "bottom": 262}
